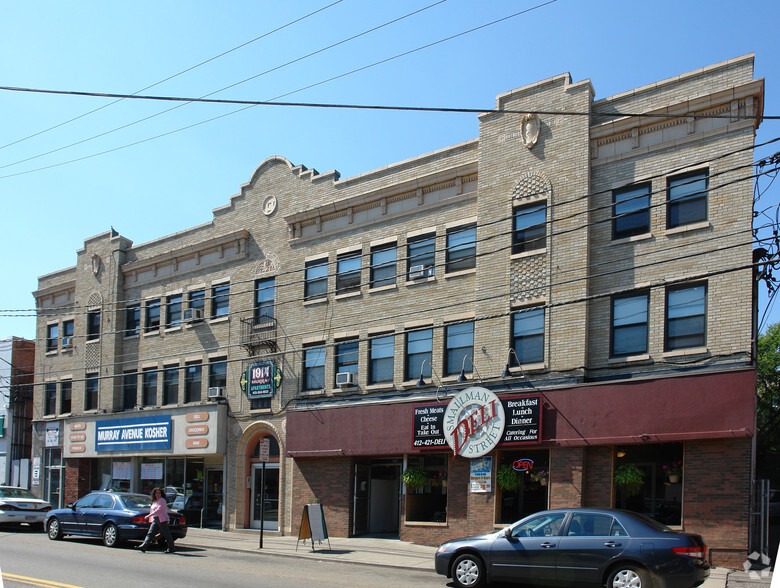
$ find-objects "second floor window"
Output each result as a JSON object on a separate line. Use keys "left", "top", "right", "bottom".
{"left": 212, "top": 284, "right": 230, "bottom": 318}
{"left": 209, "top": 359, "right": 227, "bottom": 391}
{"left": 667, "top": 170, "right": 708, "bottom": 229}
{"left": 185, "top": 362, "right": 202, "bottom": 403}
{"left": 406, "top": 328, "right": 432, "bottom": 381}
{"left": 303, "top": 345, "right": 325, "bottom": 391}
{"left": 142, "top": 368, "right": 157, "bottom": 406}
{"left": 407, "top": 235, "right": 436, "bottom": 278}
{"left": 166, "top": 295, "right": 183, "bottom": 328}
{"left": 255, "top": 278, "right": 275, "bottom": 321}
{"left": 444, "top": 322, "right": 474, "bottom": 377}
{"left": 370, "top": 244, "right": 396, "bottom": 288}
{"left": 60, "top": 380, "right": 72, "bottom": 414}
{"left": 513, "top": 202, "right": 546, "bottom": 254}
{"left": 336, "top": 252, "right": 361, "bottom": 295}
{"left": 305, "top": 259, "right": 328, "bottom": 300}
{"left": 512, "top": 307, "right": 545, "bottom": 364}
{"left": 87, "top": 309, "right": 101, "bottom": 341}
{"left": 446, "top": 225, "right": 476, "bottom": 273}
{"left": 335, "top": 339, "right": 359, "bottom": 385}
{"left": 125, "top": 305, "right": 140, "bottom": 336}
{"left": 85, "top": 373, "right": 99, "bottom": 411}
{"left": 46, "top": 324, "right": 59, "bottom": 353}
{"left": 613, "top": 183, "right": 651, "bottom": 239}
{"left": 145, "top": 300, "right": 161, "bottom": 333}
{"left": 611, "top": 292, "right": 649, "bottom": 357}
{"left": 163, "top": 366, "right": 179, "bottom": 405}
{"left": 369, "top": 334, "right": 395, "bottom": 384}
{"left": 665, "top": 282, "right": 707, "bottom": 351}
{"left": 123, "top": 372, "right": 137, "bottom": 410}
{"left": 189, "top": 289, "right": 205, "bottom": 318}
{"left": 45, "top": 382, "right": 56, "bottom": 416}
{"left": 62, "top": 319, "right": 74, "bottom": 342}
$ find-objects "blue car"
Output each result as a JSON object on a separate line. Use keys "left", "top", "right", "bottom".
{"left": 435, "top": 508, "right": 709, "bottom": 588}
{"left": 45, "top": 491, "right": 187, "bottom": 548}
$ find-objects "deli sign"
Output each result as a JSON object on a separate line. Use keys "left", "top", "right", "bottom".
{"left": 444, "top": 387, "right": 505, "bottom": 458}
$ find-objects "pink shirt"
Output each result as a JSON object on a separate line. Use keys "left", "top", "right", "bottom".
{"left": 147, "top": 496, "right": 169, "bottom": 523}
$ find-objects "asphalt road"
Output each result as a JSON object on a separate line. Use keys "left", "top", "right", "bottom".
{"left": 0, "top": 525, "right": 445, "bottom": 588}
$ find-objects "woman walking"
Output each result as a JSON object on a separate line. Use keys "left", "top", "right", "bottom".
{"left": 136, "top": 487, "right": 175, "bottom": 553}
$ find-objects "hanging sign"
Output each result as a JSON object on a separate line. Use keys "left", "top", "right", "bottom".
{"left": 412, "top": 404, "right": 447, "bottom": 448}
{"left": 444, "top": 387, "right": 506, "bottom": 458}
{"left": 246, "top": 361, "right": 281, "bottom": 399}
{"left": 500, "top": 395, "right": 542, "bottom": 444}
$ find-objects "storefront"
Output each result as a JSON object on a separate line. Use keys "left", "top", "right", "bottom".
{"left": 287, "top": 369, "right": 754, "bottom": 566}
{"left": 57, "top": 404, "right": 227, "bottom": 528}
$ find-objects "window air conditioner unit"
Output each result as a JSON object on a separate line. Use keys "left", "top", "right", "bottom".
{"left": 409, "top": 265, "right": 426, "bottom": 279}
{"left": 336, "top": 372, "right": 355, "bottom": 387}
{"left": 208, "top": 386, "right": 225, "bottom": 400}
{"left": 182, "top": 308, "right": 203, "bottom": 322}
{"left": 61, "top": 337, "right": 73, "bottom": 349}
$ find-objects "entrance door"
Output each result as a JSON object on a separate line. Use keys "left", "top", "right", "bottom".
{"left": 204, "top": 470, "right": 223, "bottom": 528}
{"left": 250, "top": 463, "right": 279, "bottom": 531}
{"left": 353, "top": 464, "right": 370, "bottom": 535}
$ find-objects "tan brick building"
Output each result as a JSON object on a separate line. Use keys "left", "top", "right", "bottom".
{"left": 32, "top": 55, "right": 762, "bottom": 567}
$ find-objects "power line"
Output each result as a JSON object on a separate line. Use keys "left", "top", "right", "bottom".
{"left": 0, "top": 0, "right": 345, "bottom": 153}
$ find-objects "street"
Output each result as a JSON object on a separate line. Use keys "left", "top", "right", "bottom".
{"left": 0, "top": 526, "right": 444, "bottom": 588}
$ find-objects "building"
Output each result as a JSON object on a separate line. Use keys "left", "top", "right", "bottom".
{"left": 32, "top": 55, "right": 763, "bottom": 567}
{"left": 0, "top": 337, "right": 35, "bottom": 487}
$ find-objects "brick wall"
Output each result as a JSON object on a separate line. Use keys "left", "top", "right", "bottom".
{"left": 583, "top": 446, "right": 614, "bottom": 508}
{"left": 63, "top": 458, "right": 90, "bottom": 504}
{"left": 292, "top": 457, "right": 353, "bottom": 537}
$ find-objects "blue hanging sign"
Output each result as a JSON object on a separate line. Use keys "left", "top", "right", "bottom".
{"left": 246, "top": 361, "right": 280, "bottom": 399}
{"left": 95, "top": 416, "right": 172, "bottom": 452}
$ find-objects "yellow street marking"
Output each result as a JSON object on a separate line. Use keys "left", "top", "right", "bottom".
{"left": 2, "top": 574, "right": 85, "bottom": 588}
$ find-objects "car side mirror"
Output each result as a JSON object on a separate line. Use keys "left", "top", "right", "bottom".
{"left": 67, "top": 503, "right": 76, "bottom": 510}
{"left": 500, "top": 526, "right": 515, "bottom": 540}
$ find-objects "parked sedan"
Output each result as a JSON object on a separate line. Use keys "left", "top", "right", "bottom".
{"left": 45, "top": 491, "right": 187, "bottom": 547}
{"left": 435, "top": 508, "right": 709, "bottom": 588}
{"left": 0, "top": 486, "right": 52, "bottom": 530}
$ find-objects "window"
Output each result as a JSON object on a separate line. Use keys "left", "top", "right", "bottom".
{"left": 123, "top": 372, "right": 137, "bottom": 410}
{"left": 512, "top": 307, "right": 545, "bottom": 364}
{"left": 335, "top": 339, "right": 359, "bottom": 385}
{"left": 336, "top": 252, "right": 361, "bottom": 294}
{"left": 142, "top": 368, "right": 157, "bottom": 406}
{"left": 567, "top": 513, "right": 627, "bottom": 537}
{"left": 406, "top": 328, "right": 432, "bottom": 381}
{"left": 369, "top": 334, "right": 394, "bottom": 384}
{"left": 513, "top": 202, "right": 546, "bottom": 254}
{"left": 611, "top": 292, "right": 649, "bottom": 357}
{"left": 446, "top": 225, "right": 476, "bottom": 273}
{"left": 508, "top": 511, "right": 566, "bottom": 539}
{"left": 250, "top": 397, "right": 271, "bottom": 410}
{"left": 497, "top": 449, "right": 549, "bottom": 524}
{"left": 45, "top": 382, "right": 56, "bottom": 416}
{"left": 125, "top": 305, "right": 140, "bottom": 337}
{"left": 87, "top": 309, "right": 101, "bottom": 341}
{"left": 370, "top": 244, "right": 396, "bottom": 288}
{"left": 303, "top": 345, "right": 325, "bottom": 391}
{"left": 145, "top": 300, "right": 161, "bottom": 333}
{"left": 185, "top": 362, "right": 202, "bottom": 403}
{"left": 444, "top": 322, "right": 474, "bottom": 377}
{"left": 60, "top": 380, "right": 72, "bottom": 414}
{"left": 404, "top": 454, "right": 448, "bottom": 523}
{"left": 62, "top": 319, "right": 74, "bottom": 342}
{"left": 667, "top": 170, "right": 707, "bottom": 228}
{"left": 166, "top": 294, "right": 183, "bottom": 328}
{"left": 212, "top": 284, "right": 230, "bottom": 318}
{"left": 255, "top": 278, "right": 275, "bottom": 321}
{"left": 46, "top": 324, "right": 59, "bottom": 353}
{"left": 163, "top": 366, "right": 179, "bottom": 406}
{"left": 665, "top": 282, "right": 707, "bottom": 351}
{"left": 209, "top": 358, "right": 227, "bottom": 390}
{"left": 189, "top": 289, "right": 205, "bottom": 316}
{"left": 407, "top": 235, "right": 435, "bottom": 278}
{"left": 85, "top": 373, "right": 99, "bottom": 411}
{"left": 305, "top": 259, "right": 328, "bottom": 300}
{"left": 613, "top": 183, "right": 651, "bottom": 239}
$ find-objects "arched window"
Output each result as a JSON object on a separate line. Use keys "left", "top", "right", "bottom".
{"left": 251, "top": 435, "right": 280, "bottom": 460}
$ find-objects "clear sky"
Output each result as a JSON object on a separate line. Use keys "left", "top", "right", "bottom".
{"left": 1, "top": 0, "right": 778, "bottom": 341}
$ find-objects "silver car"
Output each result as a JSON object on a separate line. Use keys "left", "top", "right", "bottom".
{"left": 0, "top": 486, "right": 53, "bottom": 530}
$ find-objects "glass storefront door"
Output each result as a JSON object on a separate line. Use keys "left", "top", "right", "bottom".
{"left": 43, "top": 448, "right": 63, "bottom": 508}
{"left": 250, "top": 463, "right": 279, "bottom": 531}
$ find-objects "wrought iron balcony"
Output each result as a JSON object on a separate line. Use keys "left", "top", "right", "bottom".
{"left": 240, "top": 315, "right": 278, "bottom": 352}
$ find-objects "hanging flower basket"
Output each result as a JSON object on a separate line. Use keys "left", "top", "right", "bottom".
{"left": 663, "top": 461, "right": 683, "bottom": 484}
{"left": 497, "top": 464, "right": 522, "bottom": 492}
{"left": 614, "top": 463, "right": 645, "bottom": 496}
{"left": 401, "top": 467, "right": 429, "bottom": 490}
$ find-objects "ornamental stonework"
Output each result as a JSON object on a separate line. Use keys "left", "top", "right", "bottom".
{"left": 512, "top": 171, "right": 551, "bottom": 202}
{"left": 510, "top": 255, "right": 547, "bottom": 305}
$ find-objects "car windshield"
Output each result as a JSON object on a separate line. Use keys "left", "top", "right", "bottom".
{"left": 0, "top": 488, "right": 37, "bottom": 499}
{"left": 620, "top": 510, "right": 674, "bottom": 533}
{"left": 119, "top": 494, "right": 154, "bottom": 509}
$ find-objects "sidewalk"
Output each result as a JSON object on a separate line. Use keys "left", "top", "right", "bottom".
{"left": 177, "top": 528, "right": 772, "bottom": 586}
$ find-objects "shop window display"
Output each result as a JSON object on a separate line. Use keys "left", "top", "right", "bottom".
{"left": 613, "top": 442, "right": 683, "bottom": 526}
{"left": 404, "top": 455, "right": 448, "bottom": 523}
{"left": 496, "top": 450, "right": 549, "bottom": 525}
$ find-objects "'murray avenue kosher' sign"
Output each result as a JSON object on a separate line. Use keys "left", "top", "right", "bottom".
{"left": 96, "top": 416, "right": 172, "bottom": 452}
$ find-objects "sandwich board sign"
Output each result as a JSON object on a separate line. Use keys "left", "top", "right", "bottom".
{"left": 297, "top": 503, "right": 330, "bottom": 552}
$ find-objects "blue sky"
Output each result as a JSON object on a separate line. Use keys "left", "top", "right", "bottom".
{"left": 1, "top": 0, "right": 778, "bottom": 340}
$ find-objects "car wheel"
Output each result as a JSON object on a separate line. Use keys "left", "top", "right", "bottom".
{"left": 607, "top": 564, "right": 651, "bottom": 588}
{"left": 102, "top": 523, "right": 120, "bottom": 547}
{"left": 47, "top": 518, "right": 62, "bottom": 540}
{"left": 451, "top": 553, "right": 485, "bottom": 588}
